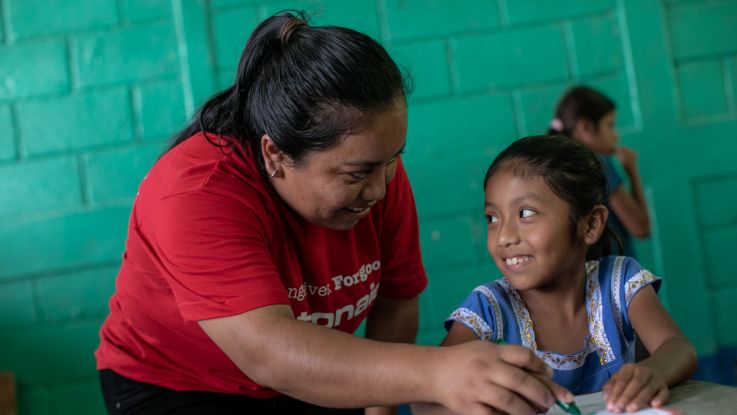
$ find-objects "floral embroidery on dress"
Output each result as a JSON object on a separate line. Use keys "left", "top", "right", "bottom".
{"left": 475, "top": 285, "right": 504, "bottom": 340}
{"left": 449, "top": 308, "right": 492, "bottom": 340}
{"left": 536, "top": 336, "right": 594, "bottom": 370}
{"left": 497, "top": 279, "right": 535, "bottom": 350}
{"left": 587, "top": 264, "right": 616, "bottom": 365}
{"left": 497, "top": 265, "right": 617, "bottom": 370}
{"left": 625, "top": 270, "right": 658, "bottom": 306}
{"left": 609, "top": 256, "right": 627, "bottom": 341}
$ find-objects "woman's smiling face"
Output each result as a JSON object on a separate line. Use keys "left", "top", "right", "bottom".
{"left": 268, "top": 102, "right": 407, "bottom": 231}
{"left": 484, "top": 165, "right": 588, "bottom": 291}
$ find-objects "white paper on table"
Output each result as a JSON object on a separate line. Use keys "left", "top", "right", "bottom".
{"left": 544, "top": 391, "right": 677, "bottom": 415}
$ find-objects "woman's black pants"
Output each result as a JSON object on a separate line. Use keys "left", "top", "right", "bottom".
{"left": 99, "top": 369, "right": 363, "bottom": 415}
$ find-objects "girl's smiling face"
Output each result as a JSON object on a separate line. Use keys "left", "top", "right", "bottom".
{"left": 484, "top": 166, "right": 589, "bottom": 291}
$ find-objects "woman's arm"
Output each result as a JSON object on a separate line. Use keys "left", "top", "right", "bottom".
{"left": 199, "top": 305, "right": 570, "bottom": 414}
{"left": 609, "top": 148, "right": 650, "bottom": 238}
{"left": 411, "top": 323, "right": 485, "bottom": 415}
{"left": 364, "top": 296, "right": 420, "bottom": 415}
{"left": 411, "top": 323, "right": 572, "bottom": 415}
{"left": 365, "top": 296, "right": 419, "bottom": 344}
{"left": 602, "top": 285, "right": 697, "bottom": 411}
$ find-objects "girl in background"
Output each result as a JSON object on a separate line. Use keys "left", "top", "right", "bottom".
{"left": 416, "top": 136, "right": 695, "bottom": 414}
{"left": 549, "top": 86, "right": 649, "bottom": 257}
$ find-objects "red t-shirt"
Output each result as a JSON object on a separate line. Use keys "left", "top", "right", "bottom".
{"left": 95, "top": 132, "right": 427, "bottom": 397}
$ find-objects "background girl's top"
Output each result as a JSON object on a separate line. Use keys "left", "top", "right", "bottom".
{"left": 599, "top": 155, "right": 633, "bottom": 257}
{"left": 446, "top": 256, "right": 660, "bottom": 394}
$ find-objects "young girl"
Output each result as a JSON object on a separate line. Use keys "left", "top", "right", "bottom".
{"left": 432, "top": 136, "right": 696, "bottom": 414}
{"left": 549, "top": 86, "right": 649, "bottom": 258}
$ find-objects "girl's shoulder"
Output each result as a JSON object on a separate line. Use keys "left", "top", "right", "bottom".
{"left": 465, "top": 278, "right": 506, "bottom": 300}
{"left": 446, "top": 279, "right": 515, "bottom": 342}
{"left": 589, "top": 255, "right": 647, "bottom": 280}
{"left": 485, "top": 278, "right": 516, "bottom": 299}
{"left": 453, "top": 278, "right": 517, "bottom": 313}
{"left": 588, "top": 255, "right": 661, "bottom": 300}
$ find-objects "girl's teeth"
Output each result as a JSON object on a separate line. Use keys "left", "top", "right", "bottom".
{"left": 505, "top": 256, "right": 530, "bottom": 266}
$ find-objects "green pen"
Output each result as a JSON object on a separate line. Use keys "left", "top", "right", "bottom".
{"left": 494, "top": 338, "right": 580, "bottom": 415}
{"left": 555, "top": 399, "right": 581, "bottom": 415}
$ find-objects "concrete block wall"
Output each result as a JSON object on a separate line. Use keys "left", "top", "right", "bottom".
{"left": 0, "top": 1, "right": 185, "bottom": 413}
{"left": 2, "top": 0, "right": 736, "bottom": 413}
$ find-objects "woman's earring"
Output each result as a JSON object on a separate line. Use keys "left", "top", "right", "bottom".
{"left": 270, "top": 168, "right": 281, "bottom": 178}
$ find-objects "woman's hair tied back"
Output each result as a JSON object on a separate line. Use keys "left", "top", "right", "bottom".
{"left": 278, "top": 13, "right": 306, "bottom": 45}
{"left": 168, "top": 10, "right": 409, "bottom": 179}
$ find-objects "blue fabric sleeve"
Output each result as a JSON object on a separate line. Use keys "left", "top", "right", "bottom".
{"left": 619, "top": 257, "right": 662, "bottom": 336}
{"left": 444, "top": 284, "right": 500, "bottom": 341}
{"left": 600, "top": 155, "right": 623, "bottom": 197}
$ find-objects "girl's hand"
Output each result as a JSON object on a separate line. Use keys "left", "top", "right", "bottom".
{"left": 602, "top": 363, "right": 669, "bottom": 413}
{"left": 615, "top": 147, "right": 638, "bottom": 172}
{"left": 430, "top": 341, "right": 572, "bottom": 415}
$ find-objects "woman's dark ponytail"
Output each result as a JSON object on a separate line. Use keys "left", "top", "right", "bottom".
{"left": 168, "top": 11, "right": 410, "bottom": 178}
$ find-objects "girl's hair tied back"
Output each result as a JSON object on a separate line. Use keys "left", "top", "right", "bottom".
{"left": 550, "top": 118, "right": 563, "bottom": 133}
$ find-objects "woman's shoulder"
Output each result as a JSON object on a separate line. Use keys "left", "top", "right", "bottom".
{"left": 138, "top": 133, "right": 279, "bottom": 229}
{"left": 152, "top": 133, "right": 268, "bottom": 200}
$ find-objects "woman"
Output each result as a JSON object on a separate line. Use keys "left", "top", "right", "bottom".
{"left": 96, "top": 11, "right": 568, "bottom": 415}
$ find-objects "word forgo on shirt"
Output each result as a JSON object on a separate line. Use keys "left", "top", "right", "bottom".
{"left": 296, "top": 280, "right": 381, "bottom": 328}
{"left": 287, "top": 260, "right": 382, "bottom": 301}
{"left": 291, "top": 260, "right": 382, "bottom": 329}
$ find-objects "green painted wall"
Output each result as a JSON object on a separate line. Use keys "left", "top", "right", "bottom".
{"left": 1, "top": 0, "right": 735, "bottom": 413}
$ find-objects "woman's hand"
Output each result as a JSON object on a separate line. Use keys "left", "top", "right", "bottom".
{"left": 602, "top": 363, "right": 668, "bottom": 413}
{"left": 427, "top": 341, "right": 572, "bottom": 415}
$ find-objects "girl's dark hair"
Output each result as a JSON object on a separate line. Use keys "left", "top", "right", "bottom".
{"left": 548, "top": 86, "right": 615, "bottom": 137}
{"left": 484, "top": 135, "right": 621, "bottom": 260}
{"left": 168, "top": 11, "right": 411, "bottom": 177}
